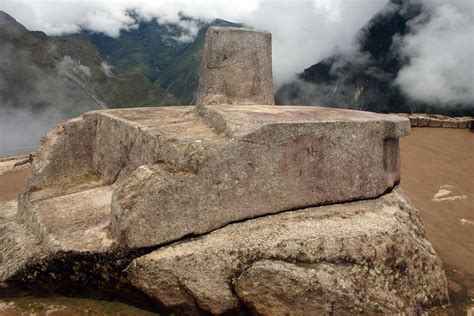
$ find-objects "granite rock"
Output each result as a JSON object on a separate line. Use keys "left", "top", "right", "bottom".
{"left": 409, "top": 115, "right": 418, "bottom": 127}
{"left": 110, "top": 105, "right": 410, "bottom": 248}
{"left": 442, "top": 119, "right": 459, "bottom": 128}
{"left": 121, "top": 187, "right": 449, "bottom": 315}
{"left": 1, "top": 105, "right": 412, "bottom": 296}
{"left": 196, "top": 26, "right": 274, "bottom": 107}
{"left": 428, "top": 118, "right": 443, "bottom": 128}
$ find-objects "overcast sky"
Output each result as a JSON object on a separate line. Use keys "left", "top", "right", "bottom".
{"left": 0, "top": 0, "right": 390, "bottom": 85}
{"left": 0, "top": 0, "right": 473, "bottom": 105}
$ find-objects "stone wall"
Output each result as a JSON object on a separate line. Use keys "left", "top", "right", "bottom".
{"left": 395, "top": 113, "right": 473, "bottom": 129}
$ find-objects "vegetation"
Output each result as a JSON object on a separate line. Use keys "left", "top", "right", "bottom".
{"left": 85, "top": 18, "right": 241, "bottom": 105}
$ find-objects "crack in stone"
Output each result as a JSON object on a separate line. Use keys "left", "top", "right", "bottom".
{"left": 207, "top": 60, "right": 245, "bottom": 70}
{"left": 111, "top": 132, "right": 140, "bottom": 185}
{"left": 0, "top": 218, "right": 17, "bottom": 225}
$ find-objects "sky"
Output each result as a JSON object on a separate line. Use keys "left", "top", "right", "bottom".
{"left": 0, "top": 0, "right": 473, "bottom": 103}
{"left": 395, "top": 0, "right": 474, "bottom": 105}
{"left": 0, "top": 0, "right": 390, "bottom": 85}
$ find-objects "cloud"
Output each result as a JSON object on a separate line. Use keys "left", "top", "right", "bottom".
{"left": 3, "top": 0, "right": 470, "bottom": 109}
{"left": 395, "top": 0, "right": 474, "bottom": 105}
{"left": 0, "top": 44, "right": 104, "bottom": 156}
{"left": 243, "top": 0, "right": 389, "bottom": 85}
{"left": 171, "top": 19, "right": 201, "bottom": 43}
{"left": 278, "top": 0, "right": 474, "bottom": 111}
{"left": 0, "top": 0, "right": 389, "bottom": 84}
{"left": 0, "top": 1, "right": 137, "bottom": 37}
{"left": 0, "top": 107, "right": 65, "bottom": 157}
{"left": 100, "top": 61, "right": 114, "bottom": 78}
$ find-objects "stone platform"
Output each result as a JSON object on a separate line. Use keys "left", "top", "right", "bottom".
{"left": 19, "top": 105, "right": 409, "bottom": 251}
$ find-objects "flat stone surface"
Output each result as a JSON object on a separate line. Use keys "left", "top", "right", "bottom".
{"left": 122, "top": 187, "right": 448, "bottom": 315}
{"left": 201, "top": 105, "right": 409, "bottom": 140}
{"left": 196, "top": 26, "right": 274, "bottom": 107}
{"left": 29, "top": 186, "right": 114, "bottom": 252}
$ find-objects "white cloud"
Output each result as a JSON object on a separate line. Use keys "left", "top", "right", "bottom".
{"left": 171, "top": 19, "right": 201, "bottom": 43}
{"left": 395, "top": 0, "right": 474, "bottom": 105}
{"left": 0, "top": 1, "right": 137, "bottom": 36}
{"left": 245, "top": 0, "right": 388, "bottom": 84}
{"left": 2, "top": 0, "right": 472, "bottom": 106}
{"left": 0, "top": 0, "right": 388, "bottom": 84}
{"left": 100, "top": 61, "right": 114, "bottom": 77}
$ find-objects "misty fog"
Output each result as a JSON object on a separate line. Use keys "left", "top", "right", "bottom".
{"left": 0, "top": 44, "right": 103, "bottom": 157}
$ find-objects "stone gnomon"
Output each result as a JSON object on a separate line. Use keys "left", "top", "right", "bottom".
{"left": 0, "top": 26, "right": 448, "bottom": 314}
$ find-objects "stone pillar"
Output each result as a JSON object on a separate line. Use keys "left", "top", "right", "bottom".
{"left": 196, "top": 26, "right": 275, "bottom": 108}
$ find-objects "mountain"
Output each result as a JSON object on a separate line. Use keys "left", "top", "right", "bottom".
{"left": 84, "top": 18, "right": 242, "bottom": 105}
{"left": 275, "top": 0, "right": 473, "bottom": 116}
{"left": 0, "top": 10, "right": 177, "bottom": 118}
{"left": 0, "top": 10, "right": 243, "bottom": 155}
{"left": 0, "top": 9, "right": 243, "bottom": 113}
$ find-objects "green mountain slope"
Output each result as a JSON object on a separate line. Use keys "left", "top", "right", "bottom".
{"left": 85, "top": 18, "right": 242, "bottom": 105}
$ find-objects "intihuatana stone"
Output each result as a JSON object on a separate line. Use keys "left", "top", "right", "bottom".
{"left": 0, "top": 25, "right": 448, "bottom": 315}
{"left": 0, "top": 105, "right": 415, "bottom": 302}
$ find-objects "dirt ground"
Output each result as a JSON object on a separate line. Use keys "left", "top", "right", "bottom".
{"left": 400, "top": 128, "right": 474, "bottom": 313}
{"left": 0, "top": 127, "right": 472, "bottom": 314}
{"left": 0, "top": 169, "right": 28, "bottom": 202}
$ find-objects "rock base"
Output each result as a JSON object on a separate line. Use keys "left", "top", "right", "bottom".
{"left": 1, "top": 187, "right": 448, "bottom": 314}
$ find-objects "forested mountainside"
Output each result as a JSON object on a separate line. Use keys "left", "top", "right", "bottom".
{"left": 84, "top": 18, "right": 241, "bottom": 105}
